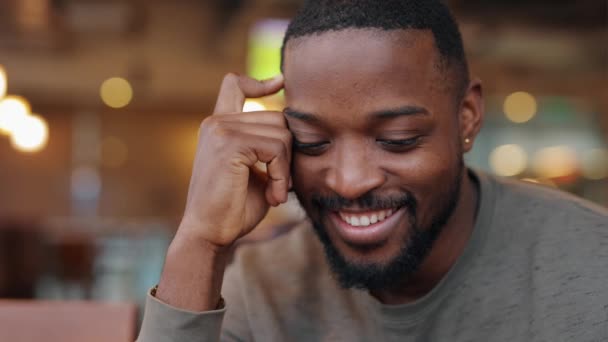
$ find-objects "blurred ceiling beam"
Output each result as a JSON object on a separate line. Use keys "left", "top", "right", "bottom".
{"left": 0, "top": 0, "right": 604, "bottom": 134}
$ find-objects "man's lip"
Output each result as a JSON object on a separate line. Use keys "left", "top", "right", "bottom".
{"left": 334, "top": 207, "right": 397, "bottom": 215}
{"left": 328, "top": 207, "right": 406, "bottom": 246}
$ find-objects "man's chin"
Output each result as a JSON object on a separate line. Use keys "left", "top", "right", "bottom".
{"left": 310, "top": 215, "right": 423, "bottom": 290}
{"left": 326, "top": 230, "right": 406, "bottom": 268}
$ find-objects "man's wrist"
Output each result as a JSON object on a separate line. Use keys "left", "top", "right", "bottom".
{"left": 173, "top": 218, "right": 236, "bottom": 254}
{"left": 169, "top": 229, "right": 233, "bottom": 259}
{"left": 155, "top": 231, "right": 231, "bottom": 311}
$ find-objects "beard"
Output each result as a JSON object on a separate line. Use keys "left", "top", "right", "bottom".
{"left": 295, "top": 160, "right": 464, "bottom": 291}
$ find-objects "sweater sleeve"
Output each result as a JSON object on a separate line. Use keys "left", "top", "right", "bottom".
{"left": 136, "top": 252, "right": 253, "bottom": 342}
{"left": 136, "top": 290, "right": 227, "bottom": 342}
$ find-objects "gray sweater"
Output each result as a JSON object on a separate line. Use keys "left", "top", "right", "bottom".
{"left": 138, "top": 172, "right": 608, "bottom": 341}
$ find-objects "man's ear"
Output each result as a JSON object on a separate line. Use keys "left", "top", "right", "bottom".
{"left": 459, "top": 78, "right": 484, "bottom": 153}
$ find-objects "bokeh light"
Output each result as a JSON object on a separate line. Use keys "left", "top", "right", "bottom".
{"left": 9, "top": 114, "right": 49, "bottom": 153}
{"left": 504, "top": 91, "right": 537, "bottom": 123}
{"left": 101, "top": 136, "right": 129, "bottom": 169}
{"left": 0, "top": 65, "right": 6, "bottom": 99}
{"left": 489, "top": 144, "right": 528, "bottom": 176}
{"left": 581, "top": 148, "right": 608, "bottom": 180}
{"left": 533, "top": 146, "right": 578, "bottom": 179}
{"left": 100, "top": 77, "right": 133, "bottom": 109}
{"left": 0, "top": 96, "right": 31, "bottom": 135}
{"left": 243, "top": 99, "right": 267, "bottom": 112}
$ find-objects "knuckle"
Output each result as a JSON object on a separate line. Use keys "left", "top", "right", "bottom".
{"left": 215, "top": 124, "right": 232, "bottom": 138}
{"left": 201, "top": 117, "right": 233, "bottom": 140}
{"left": 223, "top": 73, "right": 239, "bottom": 84}
{"left": 221, "top": 73, "right": 241, "bottom": 91}
{"left": 200, "top": 116, "right": 218, "bottom": 132}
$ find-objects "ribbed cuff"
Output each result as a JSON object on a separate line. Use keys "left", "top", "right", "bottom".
{"left": 137, "top": 289, "right": 226, "bottom": 342}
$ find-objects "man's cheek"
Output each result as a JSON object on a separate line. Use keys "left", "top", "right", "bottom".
{"left": 291, "top": 158, "right": 315, "bottom": 190}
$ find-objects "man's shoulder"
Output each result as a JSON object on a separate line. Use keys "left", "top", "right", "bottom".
{"left": 479, "top": 172, "right": 607, "bottom": 276}
{"left": 478, "top": 175, "right": 608, "bottom": 336}
{"left": 485, "top": 173, "right": 608, "bottom": 229}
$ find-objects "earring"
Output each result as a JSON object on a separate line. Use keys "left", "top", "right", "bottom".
{"left": 464, "top": 138, "right": 471, "bottom": 144}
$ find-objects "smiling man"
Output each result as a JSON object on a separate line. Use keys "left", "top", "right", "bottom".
{"left": 138, "top": 1, "right": 608, "bottom": 341}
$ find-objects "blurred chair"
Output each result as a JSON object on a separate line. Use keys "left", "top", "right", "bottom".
{"left": 0, "top": 221, "right": 45, "bottom": 298}
{"left": 0, "top": 300, "right": 137, "bottom": 342}
{"left": 52, "top": 232, "right": 97, "bottom": 299}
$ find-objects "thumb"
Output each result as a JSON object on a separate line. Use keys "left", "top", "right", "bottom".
{"left": 213, "top": 74, "right": 284, "bottom": 114}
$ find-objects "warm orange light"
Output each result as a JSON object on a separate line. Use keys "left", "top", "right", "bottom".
{"left": 533, "top": 146, "right": 578, "bottom": 179}
{"left": 0, "top": 96, "right": 31, "bottom": 135}
{"left": 489, "top": 144, "right": 528, "bottom": 177}
{"left": 0, "top": 65, "right": 6, "bottom": 99}
{"left": 504, "top": 92, "right": 537, "bottom": 123}
{"left": 9, "top": 114, "right": 49, "bottom": 153}
{"left": 100, "top": 77, "right": 133, "bottom": 108}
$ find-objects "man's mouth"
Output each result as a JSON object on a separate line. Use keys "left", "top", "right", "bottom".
{"left": 337, "top": 208, "right": 396, "bottom": 227}
{"left": 328, "top": 207, "right": 406, "bottom": 246}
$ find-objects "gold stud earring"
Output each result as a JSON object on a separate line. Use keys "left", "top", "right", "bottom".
{"left": 464, "top": 138, "right": 471, "bottom": 144}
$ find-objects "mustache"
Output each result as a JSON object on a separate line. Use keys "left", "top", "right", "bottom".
{"left": 311, "top": 191, "right": 417, "bottom": 212}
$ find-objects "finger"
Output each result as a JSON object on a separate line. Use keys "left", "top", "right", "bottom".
{"left": 214, "top": 73, "right": 284, "bottom": 115}
{"left": 214, "top": 111, "right": 287, "bottom": 127}
{"left": 228, "top": 132, "right": 290, "bottom": 206}
{"left": 215, "top": 122, "right": 292, "bottom": 166}
{"left": 265, "top": 152, "right": 291, "bottom": 206}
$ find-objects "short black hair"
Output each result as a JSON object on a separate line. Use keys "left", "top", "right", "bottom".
{"left": 281, "top": 0, "right": 470, "bottom": 98}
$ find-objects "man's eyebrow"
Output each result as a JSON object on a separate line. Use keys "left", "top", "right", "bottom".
{"left": 370, "top": 106, "right": 429, "bottom": 120}
{"left": 283, "top": 105, "right": 429, "bottom": 123}
{"left": 283, "top": 108, "right": 321, "bottom": 124}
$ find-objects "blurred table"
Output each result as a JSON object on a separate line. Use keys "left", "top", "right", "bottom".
{"left": 0, "top": 300, "right": 137, "bottom": 342}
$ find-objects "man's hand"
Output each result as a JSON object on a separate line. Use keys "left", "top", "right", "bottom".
{"left": 179, "top": 73, "right": 289, "bottom": 248}
{"left": 155, "top": 73, "right": 287, "bottom": 311}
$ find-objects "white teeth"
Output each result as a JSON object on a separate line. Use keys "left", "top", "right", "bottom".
{"left": 379, "top": 211, "right": 386, "bottom": 221}
{"left": 340, "top": 212, "right": 351, "bottom": 224}
{"left": 360, "top": 216, "right": 370, "bottom": 226}
{"left": 339, "top": 209, "right": 397, "bottom": 227}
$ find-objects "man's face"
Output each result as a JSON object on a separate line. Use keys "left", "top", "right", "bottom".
{"left": 283, "top": 29, "right": 466, "bottom": 290}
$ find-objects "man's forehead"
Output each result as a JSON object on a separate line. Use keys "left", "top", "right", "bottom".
{"left": 283, "top": 28, "right": 438, "bottom": 69}
{"left": 282, "top": 28, "right": 441, "bottom": 114}
{"left": 282, "top": 29, "right": 439, "bottom": 86}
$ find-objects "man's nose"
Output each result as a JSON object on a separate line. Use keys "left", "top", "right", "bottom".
{"left": 324, "top": 146, "right": 386, "bottom": 200}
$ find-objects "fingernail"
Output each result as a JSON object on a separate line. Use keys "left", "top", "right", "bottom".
{"left": 288, "top": 176, "right": 293, "bottom": 189}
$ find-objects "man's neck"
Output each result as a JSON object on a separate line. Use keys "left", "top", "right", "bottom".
{"left": 371, "top": 170, "right": 480, "bottom": 305}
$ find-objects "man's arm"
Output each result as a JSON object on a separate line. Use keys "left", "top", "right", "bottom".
{"left": 155, "top": 234, "right": 229, "bottom": 312}
{"left": 137, "top": 73, "right": 288, "bottom": 341}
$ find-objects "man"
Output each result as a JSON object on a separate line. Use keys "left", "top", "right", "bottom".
{"left": 138, "top": 0, "right": 608, "bottom": 341}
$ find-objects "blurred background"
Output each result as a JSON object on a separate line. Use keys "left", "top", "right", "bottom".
{"left": 0, "top": 0, "right": 606, "bottom": 322}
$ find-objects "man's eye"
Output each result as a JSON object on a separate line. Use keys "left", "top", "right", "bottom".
{"left": 377, "top": 137, "right": 421, "bottom": 151}
{"left": 293, "top": 140, "right": 329, "bottom": 155}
